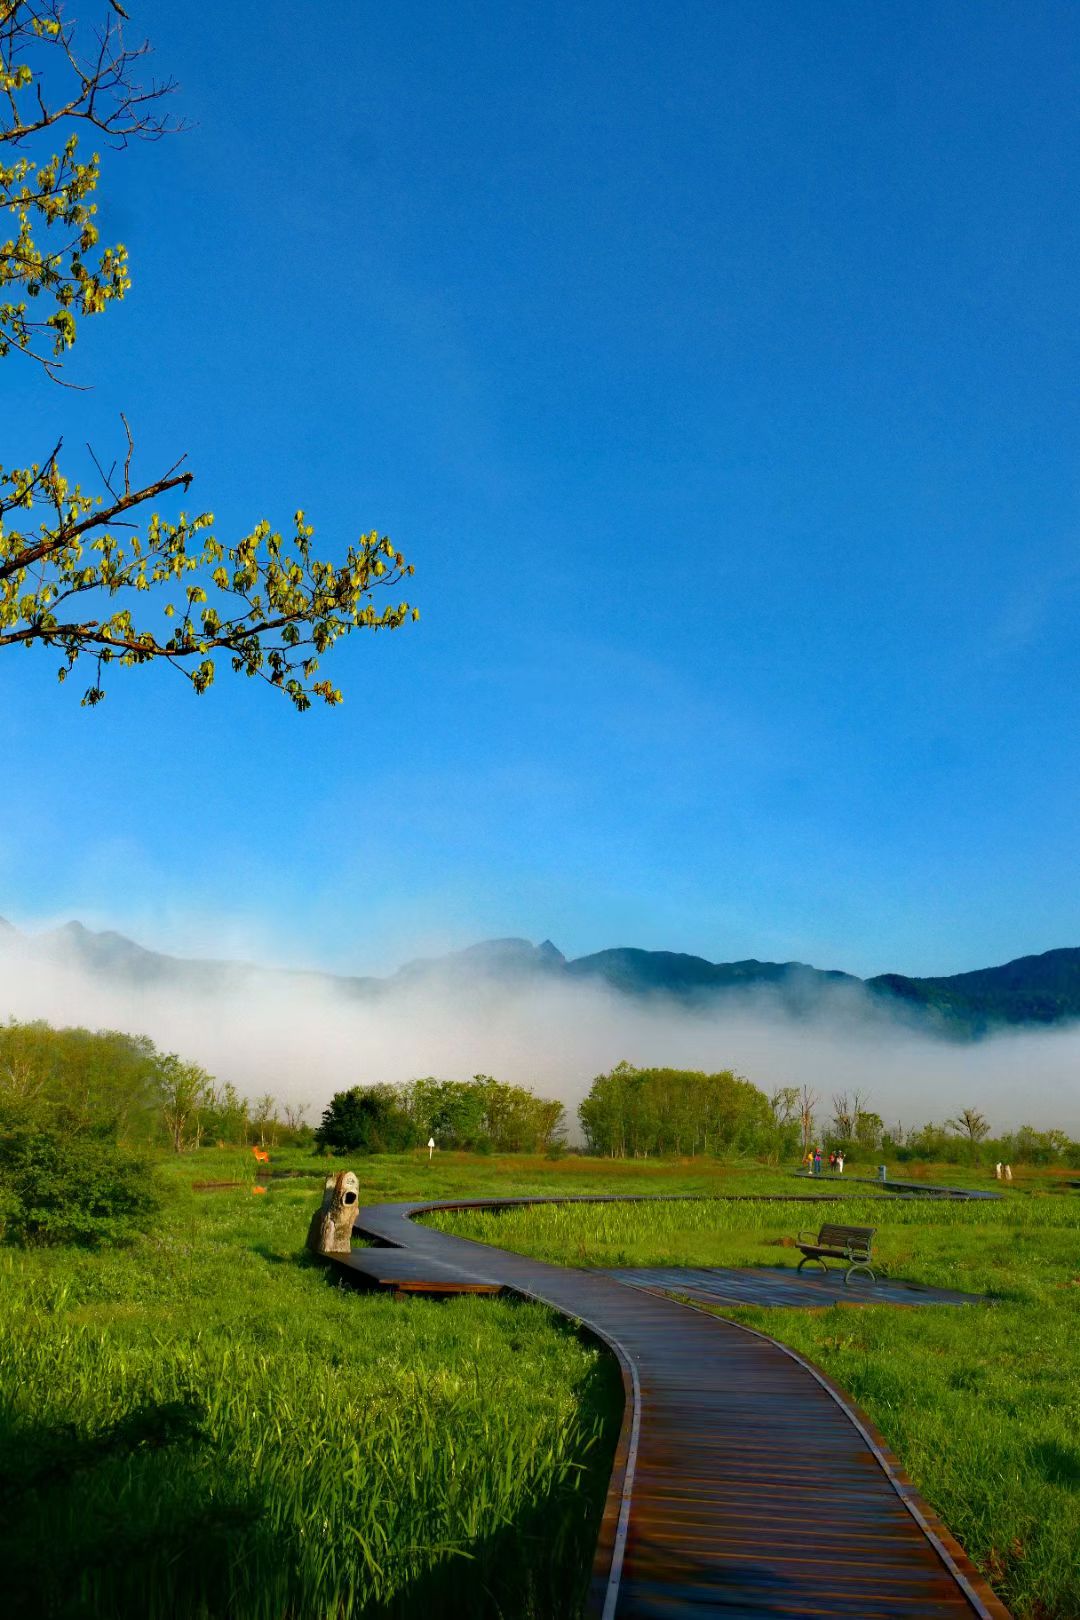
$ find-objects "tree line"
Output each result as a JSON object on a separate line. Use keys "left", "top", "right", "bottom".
{"left": 575, "top": 1069, "right": 1080, "bottom": 1167}
{"left": 0, "top": 1019, "right": 309, "bottom": 1152}
{"left": 776, "top": 1084, "right": 1080, "bottom": 1169}
{"left": 4, "top": 1017, "right": 1079, "bottom": 1250}
{"left": 315, "top": 1076, "right": 566, "bottom": 1155}
{"left": 0, "top": 1017, "right": 320, "bottom": 1247}
{"left": 577, "top": 1062, "right": 797, "bottom": 1160}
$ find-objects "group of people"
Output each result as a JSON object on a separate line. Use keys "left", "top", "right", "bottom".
{"left": 801, "top": 1151, "right": 1012, "bottom": 1182}
{"left": 803, "top": 1147, "right": 844, "bottom": 1175}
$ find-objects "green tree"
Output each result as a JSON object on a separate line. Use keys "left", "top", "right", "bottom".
{"left": 315, "top": 1085, "right": 416, "bottom": 1155}
{"left": 199, "top": 1079, "right": 250, "bottom": 1147}
{"left": 766, "top": 1087, "right": 802, "bottom": 1163}
{"left": 157, "top": 1053, "right": 213, "bottom": 1153}
{"left": 578, "top": 1063, "right": 775, "bottom": 1159}
{"left": 798, "top": 1085, "right": 819, "bottom": 1156}
{"left": 393, "top": 1074, "right": 566, "bottom": 1153}
{"left": 281, "top": 1100, "right": 308, "bottom": 1134}
{"left": 1, "top": 1, "right": 416, "bottom": 707}
{"left": 578, "top": 1062, "right": 634, "bottom": 1157}
{"left": 0, "top": 1017, "right": 52, "bottom": 1098}
{"left": 427, "top": 1078, "right": 488, "bottom": 1149}
{"left": 466, "top": 1074, "right": 565, "bottom": 1152}
{"left": 250, "top": 1092, "right": 280, "bottom": 1150}
{"left": 904, "top": 1121, "right": 953, "bottom": 1160}
{"left": 0, "top": 1018, "right": 161, "bottom": 1140}
{"left": 853, "top": 1110, "right": 884, "bottom": 1152}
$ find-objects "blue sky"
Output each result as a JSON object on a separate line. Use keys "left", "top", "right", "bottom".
{"left": 4, "top": 0, "right": 1080, "bottom": 978}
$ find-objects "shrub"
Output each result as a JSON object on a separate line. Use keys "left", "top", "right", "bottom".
{"left": 0, "top": 1100, "right": 161, "bottom": 1246}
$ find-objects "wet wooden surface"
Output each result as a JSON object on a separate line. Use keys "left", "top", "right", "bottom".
{"left": 327, "top": 1194, "right": 1010, "bottom": 1619}
{"left": 336, "top": 1245, "right": 503, "bottom": 1294}
{"left": 605, "top": 1265, "right": 986, "bottom": 1310}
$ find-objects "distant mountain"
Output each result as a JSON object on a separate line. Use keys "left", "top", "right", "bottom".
{"left": 566, "top": 948, "right": 858, "bottom": 1008}
{"left": 868, "top": 948, "right": 1080, "bottom": 1035}
{"left": 3, "top": 916, "right": 1080, "bottom": 1037}
{"left": 7, "top": 919, "right": 311, "bottom": 997}
{"left": 392, "top": 937, "right": 566, "bottom": 985}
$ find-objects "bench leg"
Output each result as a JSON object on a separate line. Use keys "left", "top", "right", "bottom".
{"left": 797, "top": 1256, "right": 828, "bottom": 1273}
{"left": 844, "top": 1262, "right": 876, "bottom": 1285}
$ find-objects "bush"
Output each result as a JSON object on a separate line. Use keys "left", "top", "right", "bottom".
{"left": 0, "top": 1100, "right": 161, "bottom": 1246}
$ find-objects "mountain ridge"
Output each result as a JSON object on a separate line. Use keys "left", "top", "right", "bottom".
{"left": 3, "top": 916, "right": 1080, "bottom": 1036}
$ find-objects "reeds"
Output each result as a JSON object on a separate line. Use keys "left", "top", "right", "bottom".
{"left": 0, "top": 1182, "right": 619, "bottom": 1618}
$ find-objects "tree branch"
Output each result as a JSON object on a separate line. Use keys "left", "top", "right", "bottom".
{"left": 0, "top": 466, "right": 192, "bottom": 578}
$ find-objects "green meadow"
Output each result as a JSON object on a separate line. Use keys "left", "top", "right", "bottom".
{"left": 4, "top": 1148, "right": 1079, "bottom": 1619}
{"left": 0, "top": 1152, "right": 626, "bottom": 1620}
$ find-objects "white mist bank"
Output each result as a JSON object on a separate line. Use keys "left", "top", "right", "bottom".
{"left": 2, "top": 942, "right": 1079, "bottom": 1134}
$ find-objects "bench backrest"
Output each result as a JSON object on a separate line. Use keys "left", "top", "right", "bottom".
{"left": 816, "top": 1223, "right": 875, "bottom": 1253}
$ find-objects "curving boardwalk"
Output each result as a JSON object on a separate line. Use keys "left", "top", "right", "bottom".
{"left": 328, "top": 1196, "right": 1011, "bottom": 1620}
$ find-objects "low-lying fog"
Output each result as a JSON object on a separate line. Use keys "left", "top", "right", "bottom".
{"left": 3, "top": 939, "right": 1079, "bottom": 1134}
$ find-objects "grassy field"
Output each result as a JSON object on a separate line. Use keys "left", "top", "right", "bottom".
{"left": 0, "top": 1150, "right": 626, "bottom": 1620}
{"left": 431, "top": 1169, "right": 1080, "bottom": 1620}
{"left": 5, "top": 1147, "right": 1078, "bottom": 1619}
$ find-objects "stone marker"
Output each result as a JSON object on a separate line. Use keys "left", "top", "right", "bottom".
{"left": 306, "top": 1169, "right": 360, "bottom": 1256}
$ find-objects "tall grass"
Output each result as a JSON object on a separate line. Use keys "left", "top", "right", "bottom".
{"left": 7, "top": 1146, "right": 1076, "bottom": 1618}
{"left": 0, "top": 1171, "right": 620, "bottom": 1619}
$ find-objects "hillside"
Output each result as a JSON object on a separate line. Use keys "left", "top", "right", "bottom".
{"left": 2, "top": 918, "right": 1080, "bottom": 1036}
{"left": 868, "top": 948, "right": 1080, "bottom": 1035}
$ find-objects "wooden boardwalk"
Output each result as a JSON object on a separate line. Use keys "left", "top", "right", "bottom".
{"left": 795, "top": 1174, "right": 1003, "bottom": 1201}
{"left": 605, "top": 1265, "right": 986, "bottom": 1310}
{"left": 328, "top": 1195, "right": 1010, "bottom": 1619}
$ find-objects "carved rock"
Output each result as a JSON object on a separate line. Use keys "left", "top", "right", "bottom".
{"left": 306, "top": 1170, "right": 360, "bottom": 1256}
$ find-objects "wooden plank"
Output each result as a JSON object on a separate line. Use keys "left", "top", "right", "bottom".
{"left": 604, "top": 1266, "right": 986, "bottom": 1309}
{"left": 330, "top": 1247, "right": 502, "bottom": 1295}
{"left": 327, "top": 1192, "right": 1012, "bottom": 1620}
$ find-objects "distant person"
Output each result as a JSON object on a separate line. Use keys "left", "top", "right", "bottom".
{"left": 803, "top": 1150, "right": 814, "bottom": 1175}
{"left": 813, "top": 1148, "right": 822, "bottom": 1176}
{"left": 995, "top": 1162, "right": 1003, "bottom": 1180}
{"left": 1004, "top": 1163, "right": 1013, "bottom": 1182}
{"left": 828, "top": 1150, "right": 837, "bottom": 1172}
{"left": 836, "top": 1151, "right": 845, "bottom": 1174}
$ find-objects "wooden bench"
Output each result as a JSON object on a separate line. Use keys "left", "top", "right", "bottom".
{"left": 796, "top": 1222, "right": 877, "bottom": 1283}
